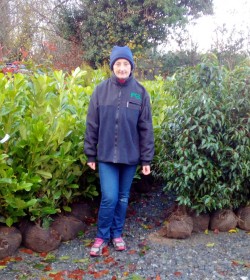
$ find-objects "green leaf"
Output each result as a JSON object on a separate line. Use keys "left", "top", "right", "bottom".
{"left": 59, "top": 256, "right": 70, "bottom": 261}
{"left": 206, "top": 243, "right": 215, "bottom": 247}
{"left": 73, "top": 258, "right": 89, "bottom": 263}
{"left": 26, "top": 199, "right": 37, "bottom": 207}
{"left": 0, "top": 178, "right": 12, "bottom": 184}
{"left": 15, "top": 182, "right": 33, "bottom": 192}
{"left": 42, "top": 207, "right": 58, "bottom": 215}
{"left": 6, "top": 217, "right": 14, "bottom": 227}
{"left": 62, "top": 206, "right": 71, "bottom": 212}
{"left": 36, "top": 170, "right": 52, "bottom": 179}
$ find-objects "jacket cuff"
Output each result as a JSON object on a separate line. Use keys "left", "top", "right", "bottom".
{"left": 141, "top": 161, "right": 150, "bottom": 166}
{"left": 87, "top": 156, "right": 96, "bottom": 163}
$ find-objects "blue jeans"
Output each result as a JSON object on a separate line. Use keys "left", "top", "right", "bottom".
{"left": 96, "top": 162, "right": 137, "bottom": 242}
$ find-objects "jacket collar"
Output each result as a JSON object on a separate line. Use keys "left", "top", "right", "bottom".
{"left": 111, "top": 74, "right": 133, "bottom": 86}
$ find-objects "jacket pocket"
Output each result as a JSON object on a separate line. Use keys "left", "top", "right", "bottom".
{"left": 127, "top": 98, "right": 141, "bottom": 110}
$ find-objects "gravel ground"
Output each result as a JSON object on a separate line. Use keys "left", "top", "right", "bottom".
{"left": 0, "top": 186, "right": 249, "bottom": 280}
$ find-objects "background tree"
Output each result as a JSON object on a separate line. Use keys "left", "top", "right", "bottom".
{"left": 152, "top": 27, "right": 201, "bottom": 77}
{"left": 0, "top": 0, "right": 12, "bottom": 60}
{"left": 0, "top": 0, "right": 46, "bottom": 61}
{"left": 0, "top": 0, "right": 83, "bottom": 69}
{"left": 210, "top": 24, "right": 249, "bottom": 69}
{"left": 57, "top": 0, "right": 213, "bottom": 68}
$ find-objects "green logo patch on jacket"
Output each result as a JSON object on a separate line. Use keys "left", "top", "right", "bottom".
{"left": 130, "top": 92, "right": 141, "bottom": 100}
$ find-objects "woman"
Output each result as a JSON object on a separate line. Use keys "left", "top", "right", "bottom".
{"left": 84, "top": 46, "right": 154, "bottom": 256}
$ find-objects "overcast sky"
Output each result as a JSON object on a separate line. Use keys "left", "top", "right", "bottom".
{"left": 188, "top": 0, "right": 250, "bottom": 51}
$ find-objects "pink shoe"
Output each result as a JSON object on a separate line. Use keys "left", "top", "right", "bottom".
{"left": 90, "top": 238, "right": 108, "bottom": 256}
{"left": 112, "top": 237, "right": 126, "bottom": 251}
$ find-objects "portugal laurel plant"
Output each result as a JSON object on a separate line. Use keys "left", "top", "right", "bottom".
{"left": 156, "top": 56, "right": 250, "bottom": 214}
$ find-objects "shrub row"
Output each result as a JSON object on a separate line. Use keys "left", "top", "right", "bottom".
{"left": 0, "top": 56, "right": 249, "bottom": 227}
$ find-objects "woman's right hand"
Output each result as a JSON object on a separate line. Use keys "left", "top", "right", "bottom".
{"left": 87, "top": 162, "right": 96, "bottom": 170}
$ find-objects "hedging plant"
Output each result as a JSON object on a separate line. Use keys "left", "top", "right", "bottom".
{"left": 0, "top": 68, "right": 99, "bottom": 226}
{"left": 1, "top": 59, "right": 249, "bottom": 226}
{"left": 155, "top": 56, "right": 250, "bottom": 213}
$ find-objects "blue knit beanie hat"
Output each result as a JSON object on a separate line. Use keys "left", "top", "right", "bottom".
{"left": 110, "top": 46, "right": 134, "bottom": 70}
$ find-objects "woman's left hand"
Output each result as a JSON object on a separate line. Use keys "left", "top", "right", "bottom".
{"left": 142, "top": 165, "right": 151, "bottom": 175}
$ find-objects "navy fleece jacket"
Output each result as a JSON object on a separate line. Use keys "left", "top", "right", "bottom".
{"left": 84, "top": 74, "right": 154, "bottom": 165}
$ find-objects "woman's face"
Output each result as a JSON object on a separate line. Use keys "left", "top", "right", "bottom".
{"left": 113, "top": 59, "right": 132, "bottom": 79}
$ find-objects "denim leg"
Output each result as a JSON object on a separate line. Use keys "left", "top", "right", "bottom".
{"left": 97, "top": 162, "right": 119, "bottom": 242}
{"left": 110, "top": 164, "right": 137, "bottom": 239}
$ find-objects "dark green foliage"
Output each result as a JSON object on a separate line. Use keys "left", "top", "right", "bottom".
{"left": 155, "top": 55, "right": 250, "bottom": 213}
{"left": 56, "top": 0, "right": 213, "bottom": 68}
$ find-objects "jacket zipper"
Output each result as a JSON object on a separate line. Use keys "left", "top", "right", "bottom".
{"left": 114, "top": 89, "right": 122, "bottom": 163}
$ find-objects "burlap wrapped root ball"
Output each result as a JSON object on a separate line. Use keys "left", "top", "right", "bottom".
{"left": 0, "top": 226, "right": 22, "bottom": 259}
{"left": 164, "top": 214, "right": 193, "bottom": 239}
{"left": 210, "top": 209, "right": 238, "bottom": 232}
{"left": 189, "top": 212, "right": 210, "bottom": 233}
{"left": 70, "top": 201, "right": 96, "bottom": 223}
{"left": 51, "top": 214, "right": 86, "bottom": 241}
{"left": 19, "top": 220, "right": 61, "bottom": 253}
{"left": 237, "top": 206, "right": 250, "bottom": 231}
